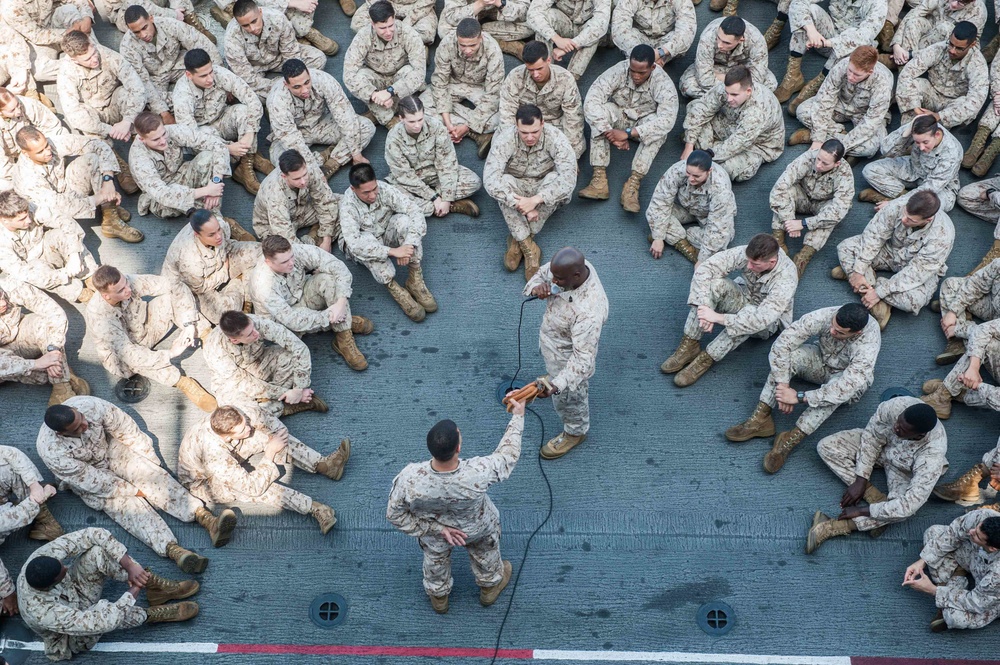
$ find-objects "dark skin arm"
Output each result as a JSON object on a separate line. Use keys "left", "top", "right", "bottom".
{"left": 841, "top": 476, "right": 868, "bottom": 508}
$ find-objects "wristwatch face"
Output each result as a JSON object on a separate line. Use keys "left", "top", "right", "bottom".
{"left": 102, "top": 175, "right": 113, "bottom": 182}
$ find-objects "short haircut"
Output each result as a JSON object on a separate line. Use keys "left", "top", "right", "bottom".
{"left": 952, "top": 20, "right": 978, "bottom": 43}
{"left": 210, "top": 406, "right": 245, "bottom": 436}
{"left": 849, "top": 45, "right": 877, "bottom": 71}
{"left": 61, "top": 30, "right": 91, "bottom": 57}
{"left": 184, "top": 48, "right": 212, "bottom": 72}
{"left": 522, "top": 40, "right": 549, "bottom": 64}
{"left": 719, "top": 16, "right": 745, "bottom": 37}
{"left": 92, "top": 265, "right": 123, "bottom": 292}
{"left": 25, "top": 556, "right": 63, "bottom": 590}
{"left": 723, "top": 64, "right": 752, "bottom": 88}
{"left": 261, "top": 234, "right": 292, "bottom": 258}
{"left": 905, "top": 190, "right": 941, "bottom": 219}
{"left": 515, "top": 103, "right": 543, "bottom": 126}
{"left": 686, "top": 149, "right": 714, "bottom": 171}
{"left": 123, "top": 4, "right": 149, "bottom": 24}
{"left": 911, "top": 114, "right": 942, "bottom": 137}
{"left": 427, "top": 419, "right": 460, "bottom": 461}
{"left": 835, "top": 303, "right": 870, "bottom": 332}
{"left": 0, "top": 190, "right": 30, "bottom": 218}
{"left": 455, "top": 17, "right": 481, "bottom": 38}
{"left": 349, "top": 162, "right": 376, "bottom": 187}
{"left": 368, "top": 0, "right": 394, "bottom": 23}
{"left": 630, "top": 43, "right": 656, "bottom": 66}
{"left": 982, "top": 516, "right": 1000, "bottom": 548}
{"left": 43, "top": 404, "right": 76, "bottom": 433}
{"left": 745, "top": 233, "right": 779, "bottom": 261}
{"left": 278, "top": 149, "right": 307, "bottom": 174}
{"left": 233, "top": 0, "right": 258, "bottom": 18}
{"left": 189, "top": 209, "right": 216, "bottom": 234}
{"left": 820, "top": 138, "right": 845, "bottom": 162}
{"left": 133, "top": 111, "right": 163, "bottom": 136}
{"left": 219, "top": 310, "right": 251, "bottom": 336}
{"left": 900, "top": 403, "right": 938, "bottom": 434}
{"left": 281, "top": 58, "right": 307, "bottom": 81}
{"left": 15, "top": 125, "right": 44, "bottom": 151}
{"left": 0, "top": 87, "right": 15, "bottom": 105}
{"left": 396, "top": 94, "right": 423, "bottom": 117}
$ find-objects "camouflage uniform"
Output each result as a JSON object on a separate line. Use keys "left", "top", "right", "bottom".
{"left": 679, "top": 18, "right": 776, "bottom": 99}
{"left": 583, "top": 60, "right": 676, "bottom": 177}
{"left": 0, "top": 445, "right": 45, "bottom": 597}
{"left": 684, "top": 246, "right": 798, "bottom": 361}
{"left": 427, "top": 30, "right": 504, "bottom": 135}
{"left": 862, "top": 121, "right": 963, "bottom": 211}
{"left": 178, "top": 406, "right": 318, "bottom": 515}
{"left": 248, "top": 243, "right": 355, "bottom": 334}
{"left": 938, "top": 259, "right": 1000, "bottom": 339}
{"left": 36, "top": 396, "right": 205, "bottom": 558}
{"left": 0, "top": 96, "right": 66, "bottom": 185}
{"left": 817, "top": 396, "right": 948, "bottom": 531}
{"left": 523, "top": 261, "right": 608, "bottom": 435}
{"left": 387, "top": 414, "right": 523, "bottom": 598}
{"left": 172, "top": 63, "right": 263, "bottom": 152}
{"left": 0, "top": 207, "right": 95, "bottom": 302}
{"left": 646, "top": 159, "right": 736, "bottom": 260}
{"left": 12, "top": 134, "right": 117, "bottom": 223}
{"left": 896, "top": 41, "right": 989, "bottom": 128}
{"left": 795, "top": 58, "right": 893, "bottom": 158}
{"left": 338, "top": 179, "right": 426, "bottom": 284}
{"left": 788, "top": 0, "right": 886, "bottom": 68}
{"left": 893, "top": 0, "right": 987, "bottom": 53}
{"left": 941, "top": 319, "right": 1000, "bottom": 410}
{"left": 120, "top": 17, "right": 219, "bottom": 115}
{"left": 203, "top": 314, "right": 312, "bottom": 416}
{"left": 526, "top": 0, "right": 611, "bottom": 79}
{"left": 384, "top": 115, "right": 482, "bottom": 215}
{"left": 56, "top": 45, "right": 146, "bottom": 139}
{"left": 0, "top": 22, "right": 33, "bottom": 97}
{"left": 161, "top": 216, "right": 261, "bottom": 327}
{"left": 769, "top": 149, "right": 855, "bottom": 251}
{"left": 484, "top": 124, "right": 578, "bottom": 242}
{"left": 967, "top": 55, "right": 1000, "bottom": 146}
{"left": 97, "top": 0, "right": 194, "bottom": 33}
{"left": 265, "top": 68, "right": 376, "bottom": 168}
{"left": 498, "top": 62, "right": 586, "bottom": 158}
{"left": 85, "top": 273, "right": 198, "bottom": 386}
{"left": 759, "top": 306, "right": 881, "bottom": 435}
{"left": 17, "top": 528, "right": 148, "bottom": 662}
{"left": 920, "top": 508, "right": 1000, "bottom": 630}
{"left": 610, "top": 0, "right": 696, "bottom": 61}
{"left": 1, "top": 0, "right": 92, "bottom": 82}
{"left": 128, "top": 123, "right": 231, "bottom": 217}
{"left": 957, "top": 174, "right": 1000, "bottom": 240}
{"left": 0, "top": 277, "right": 71, "bottom": 389}
{"left": 223, "top": 8, "right": 326, "bottom": 99}
{"left": 352, "top": 0, "right": 437, "bottom": 44}
{"left": 838, "top": 198, "right": 954, "bottom": 314}
{"left": 252, "top": 162, "right": 340, "bottom": 243}
{"left": 439, "top": 0, "right": 534, "bottom": 40}
{"left": 682, "top": 83, "right": 785, "bottom": 182}
{"left": 226, "top": 0, "right": 319, "bottom": 39}
{"left": 343, "top": 21, "right": 427, "bottom": 127}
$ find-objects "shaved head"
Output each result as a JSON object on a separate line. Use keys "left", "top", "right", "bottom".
{"left": 550, "top": 247, "right": 589, "bottom": 290}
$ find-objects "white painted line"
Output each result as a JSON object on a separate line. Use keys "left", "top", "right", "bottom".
{"left": 533, "top": 650, "right": 853, "bottom": 665}
{"left": 91, "top": 642, "right": 219, "bottom": 654}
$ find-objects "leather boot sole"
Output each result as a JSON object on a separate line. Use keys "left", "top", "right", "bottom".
{"left": 211, "top": 509, "right": 237, "bottom": 548}
{"left": 175, "top": 551, "right": 209, "bottom": 574}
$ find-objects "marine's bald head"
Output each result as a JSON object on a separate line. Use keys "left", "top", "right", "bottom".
{"left": 550, "top": 247, "right": 589, "bottom": 290}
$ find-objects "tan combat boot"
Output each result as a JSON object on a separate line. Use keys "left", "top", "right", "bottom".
{"left": 858, "top": 188, "right": 891, "bottom": 204}
{"left": 503, "top": 235, "right": 523, "bottom": 271}
{"left": 876, "top": 20, "right": 894, "bottom": 51}
{"left": 935, "top": 338, "right": 966, "bottom": 366}
{"left": 115, "top": 152, "right": 139, "bottom": 194}
{"left": 28, "top": 505, "right": 65, "bottom": 541}
{"left": 660, "top": 336, "right": 701, "bottom": 374}
{"left": 175, "top": 376, "right": 218, "bottom": 413}
{"left": 775, "top": 57, "right": 804, "bottom": 103}
{"left": 805, "top": 511, "right": 855, "bottom": 554}
{"left": 922, "top": 378, "right": 943, "bottom": 395}
{"left": 831, "top": 266, "right": 847, "bottom": 280}
{"left": 145, "top": 570, "right": 200, "bottom": 606}
{"left": 540, "top": 431, "right": 587, "bottom": 460}
{"left": 772, "top": 229, "right": 788, "bottom": 254}
{"left": 194, "top": 506, "right": 237, "bottom": 548}
{"left": 869, "top": 300, "right": 891, "bottom": 331}
{"left": 210, "top": 3, "right": 233, "bottom": 27}
{"left": 333, "top": 330, "right": 368, "bottom": 371}
{"left": 48, "top": 381, "right": 76, "bottom": 406}
{"left": 497, "top": 40, "right": 525, "bottom": 60}
{"left": 725, "top": 401, "right": 775, "bottom": 442}
{"left": 339, "top": 0, "right": 357, "bottom": 15}
{"left": 973, "top": 138, "right": 1000, "bottom": 177}
{"left": 302, "top": 28, "right": 339, "bottom": 55}
{"left": 386, "top": 280, "right": 426, "bottom": 322}
{"left": 101, "top": 206, "right": 144, "bottom": 243}
{"left": 675, "top": 351, "right": 714, "bottom": 387}
{"left": 281, "top": 394, "right": 328, "bottom": 417}
{"left": 792, "top": 246, "right": 816, "bottom": 277}
{"left": 470, "top": 130, "right": 493, "bottom": 159}
{"left": 922, "top": 383, "right": 958, "bottom": 420}
{"left": 788, "top": 73, "right": 824, "bottom": 115}
{"left": 480, "top": 560, "right": 512, "bottom": 606}
{"left": 223, "top": 216, "right": 255, "bottom": 242}
{"left": 429, "top": 593, "right": 449, "bottom": 614}
{"left": 24, "top": 87, "right": 55, "bottom": 111}
{"left": 405, "top": 266, "right": 438, "bottom": 313}
{"left": 578, "top": 167, "right": 610, "bottom": 200}
{"left": 315, "top": 438, "right": 351, "bottom": 480}
{"left": 763, "top": 426, "right": 807, "bottom": 473}
{"left": 763, "top": 17, "right": 785, "bottom": 51}
{"left": 673, "top": 239, "right": 699, "bottom": 263}
{"left": 933, "top": 464, "right": 988, "bottom": 505}
{"left": 708, "top": 0, "right": 726, "bottom": 10}
{"left": 232, "top": 153, "right": 260, "bottom": 195}
{"left": 788, "top": 128, "right": 812, "bottom": 146}
{"left": 450, "top": 199, "right": 480, "bottom": 217}
{"left": 722, "top": 0, "right": 739, "bottom": 15}
{"left": 963, "top": 125, "right": 991, "bottom": 169}
{"left": 311, "top": 501, "right": 337, "bottom": 534}
{"left": 166, "top": 542, "right": 209, "bottom": 574}
{"left": 183, "top": 12, "right": 217, "bottom": 43}
{"left": 621, "top": 171, "right": 643, "bottom": 213}
{"left": 253, "top": 152, "right": 275, "bottom": 175}
{"left": 864, "top": 483, "right": 888, "bottom": 504}
{"left": 146, "top": 601, "right": 200, "bottom": 623}
{"left": 969, "top": 239, "right": 1000, "bottom": 275}
{"left": 520, "top": 236, "right": 542, "bottom": 282}
{"left": 351, "top": 315, "right": 374, "bottom": 335}
{"left": 116, "top": 206, "right": 132, "bottom": 222}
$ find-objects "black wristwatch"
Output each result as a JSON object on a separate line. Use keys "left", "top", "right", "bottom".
{"left": 386, "top": 85, "right": 395, "bottom": 96}
{"left": 430, "top": 193, "right": 439, "bottom": 201}
{"left": 797, "top": 391, "right": 806, "bottom": 403}
{"left": 102, "top": 174, "right": 113, "bottom": 182}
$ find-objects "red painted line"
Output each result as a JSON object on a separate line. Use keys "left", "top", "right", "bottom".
{"left": 853, "top": 659, "right": 1000, "bottom": 665}
{"left": 217, "top": 643, "right": 535, "bottom": 659}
